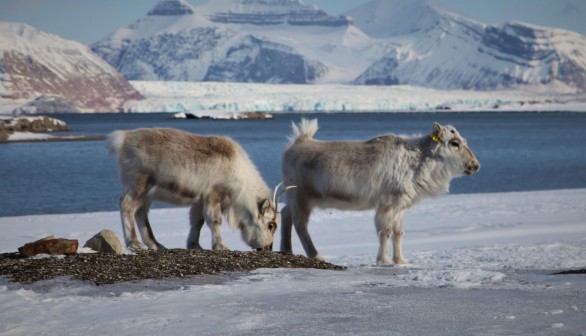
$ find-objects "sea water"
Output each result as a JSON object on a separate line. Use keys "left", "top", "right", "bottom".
{"left": 1, "top": 112, "right": 584, "bottom": 217}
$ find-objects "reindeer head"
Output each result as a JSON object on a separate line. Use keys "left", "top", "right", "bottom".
{"left": 430, "top": 122, "right": 480, "bottom": 177}
{"left": 239, "top": 180, "right": 295, "bottom": 251}
{"left": 237, "top": 198, "right": 277, "bottom": 251}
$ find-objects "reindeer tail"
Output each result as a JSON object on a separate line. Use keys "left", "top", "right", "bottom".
{"left": 289, "top": 118, "right": 318, "bottom": 144}
{"left": 105, "top": 130, "right": 126, "bottom": 155}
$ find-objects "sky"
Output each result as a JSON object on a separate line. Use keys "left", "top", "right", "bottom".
{"left": 0, "top": 0, "right": 585, "bottom": 44}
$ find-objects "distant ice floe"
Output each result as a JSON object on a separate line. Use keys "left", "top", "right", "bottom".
{"left": 171, "top": 110, "right": 273, "bottom": 120}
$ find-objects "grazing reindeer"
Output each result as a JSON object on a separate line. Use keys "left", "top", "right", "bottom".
{"left": 107, "top": 128, "right": 279, "bottom": 252}
{"left": 280, "top": 119, "right": 480, "bottom": 264}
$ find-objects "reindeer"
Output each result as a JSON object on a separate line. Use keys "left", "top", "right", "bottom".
{"left": 280, "top": 119, "right": 480, "bottom": 264}
{"left": 107, "top": 127, "right": 280, "bottom": 252}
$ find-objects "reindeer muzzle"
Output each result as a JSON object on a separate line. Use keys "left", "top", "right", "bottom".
{"left": 256, "top": 243, "right": 273, "bottom": 252}
{"left": 465, "top": 161, "right": 481, "bottom": 175}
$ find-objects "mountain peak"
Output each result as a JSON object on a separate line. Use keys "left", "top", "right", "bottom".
{"left": 199, "top": 0, "right": 352, "bottom": 27}
{"left": 147, "top": 0, "right": 195, "bottom": 16}
{"left": 0, "top": 22, "right": 142, "bottom": 112}
{"left": 345, "top": 0, "right": 451, "bottom": 37}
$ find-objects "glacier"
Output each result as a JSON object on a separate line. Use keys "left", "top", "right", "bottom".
{"left": 126, "top": 80, "right": 586, "bottom": 113}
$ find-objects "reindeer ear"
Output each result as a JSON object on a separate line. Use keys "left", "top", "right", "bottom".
{"left": 431, "top": 122, "right": 445, "bottom": 143}
{"left": 433, "top": 122, "right": 443, "bottom": 134}
{"left": 259, "top": 199, "right": 272, "bottom": 214}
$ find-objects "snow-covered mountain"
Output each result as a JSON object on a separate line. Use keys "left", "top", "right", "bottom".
{"left": 90, "top": 0, "right": 375, "bottom": 84}
{"left": 0, "top": 22, "right": 142, "bottom": 113}
{"left": 91, "top": 0, "right": 586, "bottom": 91}
{"left": 349, "top": 0, "right": 586, "bottom": 91}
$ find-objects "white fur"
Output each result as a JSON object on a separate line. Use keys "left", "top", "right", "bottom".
{"left": 280, "top": 119, "right": 480, "bottom": 264}
{"left": 107, "top": 128, "right": 278, "bottom": 252}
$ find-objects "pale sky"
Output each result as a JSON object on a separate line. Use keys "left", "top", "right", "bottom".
{"left": 0, "top": 0, "right": 584, "bottom": 44}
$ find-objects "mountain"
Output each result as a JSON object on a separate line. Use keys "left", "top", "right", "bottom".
{"left": 0, "top": 22, "right": 142, "bottom": 113}
{"left": 91, "top": 0, "right": 586, "bottom": 91}
{"left": 200, "top": 0, "right": 352, "bottom": 26}
{"left": 90, "top": 0, "right": 372, "bottom": 84}
{"left": 349, "top": 0, "right": 586, "bottom": 91}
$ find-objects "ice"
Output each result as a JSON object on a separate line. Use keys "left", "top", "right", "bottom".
{"left": 126, "top": 80, "right": 586, "bottom": 113}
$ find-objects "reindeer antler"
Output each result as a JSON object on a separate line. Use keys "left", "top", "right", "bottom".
{"left": 273, "top": 178, "right": 296, "bottom": 206}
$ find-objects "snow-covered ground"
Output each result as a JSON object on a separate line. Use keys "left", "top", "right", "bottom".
{"left": 126, "top": 81, "right": 586, "bottom": 113}
{"left": 1, "top": 189, "right": 585, "bottom": 335}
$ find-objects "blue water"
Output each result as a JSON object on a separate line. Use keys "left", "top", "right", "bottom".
{"left": 1, "top": 112, "right": 585, "bottom": 217}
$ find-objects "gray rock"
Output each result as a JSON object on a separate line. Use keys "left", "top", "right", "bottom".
{"left": 84, "top": 229, "right": 123, "bottom": 254}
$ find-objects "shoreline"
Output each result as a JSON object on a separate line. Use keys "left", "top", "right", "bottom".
{"left": 1, "top": 134, "right": 105, "bottom": 144}
{"left": 1, "top": 187, "right": 584, "bottom": 219}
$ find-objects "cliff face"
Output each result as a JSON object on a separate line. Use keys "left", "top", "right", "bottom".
{"left": 0, "top": 22, "right": 142, "bottom": 113}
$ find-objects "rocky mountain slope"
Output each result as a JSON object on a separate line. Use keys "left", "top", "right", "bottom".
{"left": 91, "top": 0, "right": 372, "bottom": 84}
{"left": 91, "top": 0, "right": 586, "bottom": 92}
{"left": 349, "top": 0, "right": 586, "bottom": 91}
{"left": 0, "top": 22, "right": 142, "bottom": 113}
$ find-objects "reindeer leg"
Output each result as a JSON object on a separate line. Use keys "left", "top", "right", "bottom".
{"left": 187, "top": 202, "right": 205, "bottom": 250}
{"left": 135, "top": 198, "right": 166, "bottom": 250}
{"left": 293, "top": 204, "right": 323, "bottom": 261}
{"left": 119, "top": 192, "right": 145, "bottom": 251}
{"left": 280, "top": 205, "right": 293, "bottom": 254}
{"left": 375, "top": 207, "right": 393, "bottom": 265}
{"left": 119, "top": 173, "right": 153, "bottom": 251}
{"left": 391, "top": 211, "right": 407, "bottom": 264}
{"left": 205, "top": 200, "right": 228, "bottom": 251}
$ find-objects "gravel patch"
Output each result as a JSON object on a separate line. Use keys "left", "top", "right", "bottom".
{"left": 0, "top": 249, "right": 345, "bottom": 285}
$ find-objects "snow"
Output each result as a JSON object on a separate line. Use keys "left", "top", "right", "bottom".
{"left": 1, "top": 189, "right": 585, "bottom": 335}
{"left": 6, "top": 131, "right": 54, "bottom": 141}
{"left": 89, "top": 0, "right": 586, "bottom": 91}
{"left": 0, "top": 22, "right": 120, "bottom": 79}
{"left": 126, "top": 80, "right": 586, "bottom": 113}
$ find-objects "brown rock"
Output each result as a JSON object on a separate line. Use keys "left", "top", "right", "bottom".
{"left": 0, "top": 123, "right": 9, "bottom": 142}
{"left": 18, "top": 236, "right": 78, "bottom": 257}
{"left": 84, "top": 229, "right": 123, "bottom": 254}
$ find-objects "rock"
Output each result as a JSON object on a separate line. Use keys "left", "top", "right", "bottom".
{"left": 240, "top": 112, "right": 273, "bottom": 120}
{"left": 0, "top": 123, "right": 8, "bottom": 142}
{"left": 1, "top": 116, "right": 68, "bottom": 133}
{"left": 1, "top": 116, "right": 70, "bottom": 143}
{"left": 172, "top": 111, "right": 273, "bottom": 120}
{"left": 18, "top": 236, "right": 78, "bottom": 257}
{"left": 84, "top": 229, "right": 123, "bottom": 254}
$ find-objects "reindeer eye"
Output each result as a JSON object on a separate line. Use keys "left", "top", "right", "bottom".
{"left": 268, "top": 222, "right": 276, "bottom": 231}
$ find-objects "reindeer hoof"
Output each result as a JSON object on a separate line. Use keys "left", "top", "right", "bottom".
{"left": 213, "top": 244, "right": 229, "bottom": 251}
{"left": 393, "top": 257, "right": 408, "bottom": 265}
{"left": 376, "top": 256, "right": 393, "bottom": 265}
{"left": 312, "top": 254, "right": 326, "bottom": 262}
{"left": 127, "top": 242, "right": 146, "bottom": 252}
{"left": 280, "top": 247, "right": 293, "bottom": 254}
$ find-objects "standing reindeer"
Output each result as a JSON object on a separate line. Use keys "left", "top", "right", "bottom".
{"left": 280, "top": 119, "right": 480, "bottom": 264}
{"left": 107, "top": 128, "right": 279, "bottom": 252}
